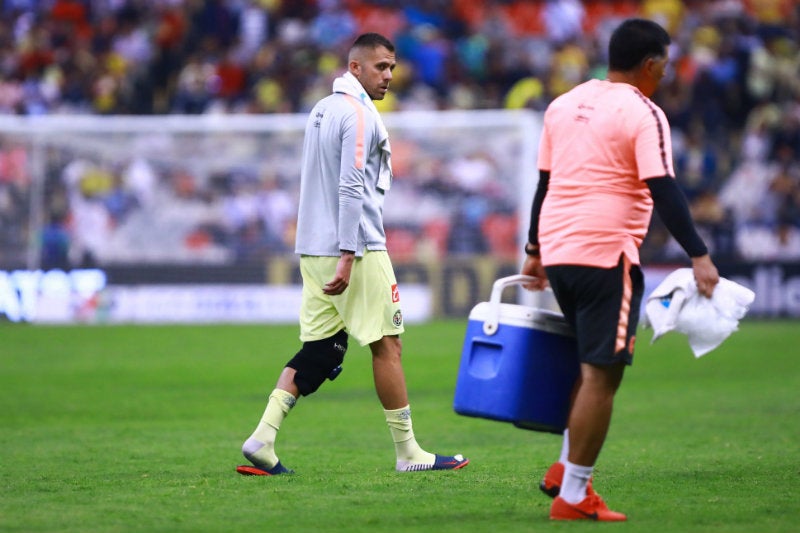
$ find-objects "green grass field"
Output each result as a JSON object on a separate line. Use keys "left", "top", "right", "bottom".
{"left": 1, "top": 320, "right": 798, "bottom": 532}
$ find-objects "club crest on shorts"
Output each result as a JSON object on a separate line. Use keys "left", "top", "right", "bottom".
{"left": 391, "top": 283, "right": 400, "bottom": 303}
{"left": 393, "top": 310, "right": 403, "bottom": 327}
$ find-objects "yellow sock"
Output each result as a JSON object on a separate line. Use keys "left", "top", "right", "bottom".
{"left": 242, "top": 388, "right": 296, "bottom": 467}
{"left": 384, "top": 405, "right": 435, "bottom": 470}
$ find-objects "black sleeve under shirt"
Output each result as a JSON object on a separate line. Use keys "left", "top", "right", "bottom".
{"left": 646, "top": 175, "right": 708, "bottom": 258}
{"left": 527, "top": 170, "right": 549, "bottom": 246}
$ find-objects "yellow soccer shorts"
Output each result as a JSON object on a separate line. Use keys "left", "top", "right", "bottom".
{"left": 299, "top": 250, "right": 405, "bottom": 346}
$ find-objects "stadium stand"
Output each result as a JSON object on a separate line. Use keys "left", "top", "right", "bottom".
{"left": 1, "top": 0, "right": 799, "bottom": 263}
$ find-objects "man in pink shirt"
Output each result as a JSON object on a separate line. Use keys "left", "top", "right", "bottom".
{"left": 522, "top": 18, "right": 720, "bottom": 521}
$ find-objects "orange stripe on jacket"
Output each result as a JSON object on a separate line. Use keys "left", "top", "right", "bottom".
{"left": 343, "top": 94, "right": 366, "bottom": 169}
{"left": 616, "top": 255, "right": 633, "bottom": 353}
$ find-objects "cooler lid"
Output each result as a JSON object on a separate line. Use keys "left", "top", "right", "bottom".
{"left": 469, "top": 302, "right": 573, "bottom": 337}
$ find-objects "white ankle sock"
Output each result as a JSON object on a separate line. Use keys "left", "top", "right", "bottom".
{"left": 384, "top": 405, "right": 435, "bottom": 469}
{"left": 560, "top": 461, "right": 593, "bottom": 504}
{"left": 558, "top": 429, "right": 570, "bottom": 464}
{"left": 242, "top": 388, "right": 296, "bottom": 467}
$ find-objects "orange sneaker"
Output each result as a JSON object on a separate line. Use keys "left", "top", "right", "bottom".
{"left": 550, "top": 494, "right": 627, "bottom": 521}
{"left": 539, "top": 462, "right": 595, "bottom": 498}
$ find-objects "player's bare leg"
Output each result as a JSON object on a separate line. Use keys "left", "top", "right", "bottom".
{"left": 372, "top": 335, "right": 469, "bottom": 472}
{"left": 236, "top": 368, "right": 298, "bottom": 476}
{"left": 551, "top": 362, "right": 626, "bottom": 521}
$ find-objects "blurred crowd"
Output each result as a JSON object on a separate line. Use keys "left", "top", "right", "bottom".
{"left": 2, "top": 0, "right": 800, "bottom": 264}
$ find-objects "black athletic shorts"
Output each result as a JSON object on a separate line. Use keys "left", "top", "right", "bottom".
{"left": 544, "top": 255, "right": 644, "bottom": 366}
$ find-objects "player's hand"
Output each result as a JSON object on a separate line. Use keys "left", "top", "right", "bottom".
{"left": 521, "top": 254, "right": 548, "bottom": 291}
{"left": 323, "top": 252, "right": 355, "bottom": 295}
{"left": 692, "top": 254, "right": 719, "bottom": 298}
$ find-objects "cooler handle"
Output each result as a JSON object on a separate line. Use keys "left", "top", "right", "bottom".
{"left": 483, "top": 275, "right": 550, "bottom": 336}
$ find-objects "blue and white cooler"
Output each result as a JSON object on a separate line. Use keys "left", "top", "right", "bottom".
{"left": 453, "top": 275, "right": 579, "bottom": 434}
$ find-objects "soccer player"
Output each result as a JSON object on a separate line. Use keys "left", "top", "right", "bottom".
{"left": 521, "top": 18, "right": 720, "bottom": 521}
{"left": 236, "top": 33, "right": 469, "bottom": 476}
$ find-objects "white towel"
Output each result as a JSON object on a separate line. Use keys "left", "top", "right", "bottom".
{"left": 643, "top": 268, "right": 755, "bottom": 357}
{"left": 332, "top": 71, "right": 393, "bottom": 191}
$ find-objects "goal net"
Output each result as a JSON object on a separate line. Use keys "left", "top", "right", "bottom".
{"left": 0, "top": 111, "right": 540, "bottom": 323}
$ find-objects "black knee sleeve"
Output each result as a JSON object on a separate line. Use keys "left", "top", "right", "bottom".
{"left": 286, "top": 330, "right": 348, "bottom": 396}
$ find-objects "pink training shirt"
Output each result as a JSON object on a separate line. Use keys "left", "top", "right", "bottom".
{"left": 537, "top": 78, "right": 675, "bottom": 268}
